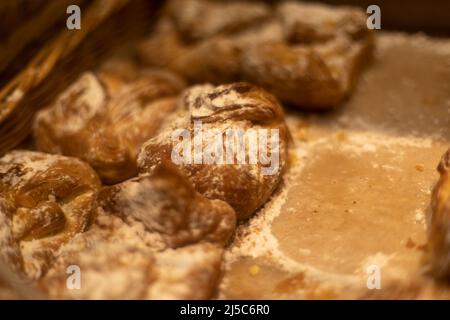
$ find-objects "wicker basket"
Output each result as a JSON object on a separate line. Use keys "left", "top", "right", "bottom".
{"left": 0, "top": 0, "right": 160, "bottom": 157}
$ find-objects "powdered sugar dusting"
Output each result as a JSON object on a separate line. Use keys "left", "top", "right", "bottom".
{"left": 224, "top": 143, "right": 306, "bottom": 268}
{"left": 35, "top": 72, "right": 106, "bottom": 135}
{"left": 185, "top": 84, "right": 256, "bottom": 119}
{"left": 169, "top": 0, "right": 270, "bottom": 40}
{"left": 0, "top": 151, "right": 60, "bottom": 189}
{"left": 0, "top": 198, "right": 21, "bottom": 272}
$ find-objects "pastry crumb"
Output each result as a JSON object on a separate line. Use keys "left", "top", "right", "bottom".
{"left": 406, "top": 237, "right": 416, "bottom": 248}
{"left": 249, "top": 265, "right": 260, "bottom": 276}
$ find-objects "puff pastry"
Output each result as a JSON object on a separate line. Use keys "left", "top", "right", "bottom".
{"left": 138, "top": 0, "right": 373, "bottom": 110}
{"left": 33, "top": 69, "right": 185, "bottom": 184}
{"left": 138, "top": 82, "right": 290, "bottom": 219}
{"left": 0, "top": 150, "right": 101, "bottom": 279}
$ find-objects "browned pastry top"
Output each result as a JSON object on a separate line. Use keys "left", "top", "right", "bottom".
{"left": 138, "top": 82, "right": 290, "bottom": 219}
{"left": 40, "top": 164, "right": 236, "bottom": 299}
{"left": 166, "top": 0, "right": 272, "bottom": 42}
{"left": 33, "top": 69, "right": 185, "bottom": 184}
{"left": 0, "top": 150, "right": 101, "bottom": 279}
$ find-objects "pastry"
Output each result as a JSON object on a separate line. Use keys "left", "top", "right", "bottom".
{"left": 33, "top": 69, "right": 185, "bottom": 184}
{"left": 138, "top": 0, "right": 373, "bottom": 110}
{"left": 96, "top": 163, "right": 236, "bottom": 248}
{"left": 0, "top": 194, "right": 22, "bottom": 274}
{"left": 0, "top": 150, "right": 101, "bottom": 279}
{"left": 41, "top": 236, "right": 224, "bottom": 299}
{"left": 1, "top": 0, "right": 449, "bottom": 301}
{"left": 40, "top": 164, "right": 236, "bottom": 299}
{"left": 35, "top": 69, "right": 289, "bottom": 220}
{"left": 429, "top": 148, "right": 450, "bottom": 280}
{"left": 138, "top": 82, "right": 290, "bottom": 219}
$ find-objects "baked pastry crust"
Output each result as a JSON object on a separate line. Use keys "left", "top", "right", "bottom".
{"left": 0, "top": 194, "right": 22, "bottom": 274}
{"left": 97, "top": 163, "right": 236, "bottom": 248}
{"left": 41, "top": 235, "right": 224, "bottom": 299}
{"left": 429, "top": 148, "right": 450, "bottom": 280}
{"left": 138, "top": 82, "right": 290, "bottom": 219}
{"left": 138, "top": 0, "right": 373, "bottom": 110}
{"left": 0, "top": 150, "right": 101, "bottom": 279}
{"left": 33, "top": 69, "right": 185, "bottom": 184}
{"left": 39, "top": 164, "right": 236, "bottom": 299}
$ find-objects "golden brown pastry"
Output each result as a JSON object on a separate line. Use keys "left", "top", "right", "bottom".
{"left": 97, "top": 163, "right": 236, "bottom": 248}
{"left": 0, "top": 194, "right": 22, "bottom": 274}
{"left": 165, "top": 0, "right": 271, "bottom": 42}
{"left": 33, "top": 69, "right": 185, "bottom": 184}
{"left": 138, "top": 0, "right": 373, "bottom": 110}
{"left": 429, "top": 148, "right": 450, "bottom": 280}
{"left": 0, "top": 150, "right": 101, "bottom": 279}
{"left": 138, "top": 82, "right": 290, "bottom": 220}
{"left": 40, "top": 164, "right": 236, "bottom": 299}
